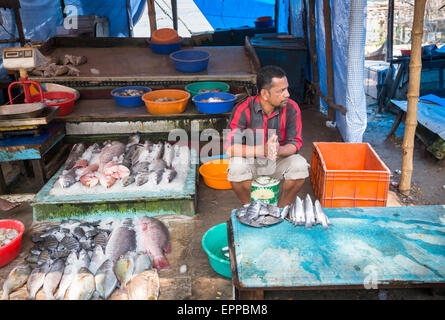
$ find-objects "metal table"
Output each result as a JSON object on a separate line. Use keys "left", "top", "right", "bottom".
{"left": 228, "top": 205, "right": 445, "bottom": 299}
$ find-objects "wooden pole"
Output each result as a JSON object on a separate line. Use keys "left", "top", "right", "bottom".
{"left": 171, "top": 0, "right": 178, "bottom": 31}
{"left": 399, "top": 0, "right": 427, "bottom": 196}
{"left": 308, "top": 0, "right": 319, "bottom": 109}
{"left": 322, "top": 0, "right": 336, "bottom": 121}
{"left": 147, "top": 0, "right": 157, "bottom": 35}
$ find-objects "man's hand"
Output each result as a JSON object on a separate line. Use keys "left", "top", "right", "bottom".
{"left": 265, "top": 135, "right": 279, "bottom": 161}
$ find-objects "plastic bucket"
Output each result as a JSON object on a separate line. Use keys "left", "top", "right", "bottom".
{"left": 0, "top": 219, "right": 25, "bottom": 268}
{"left": 111, "top": 86, "right": 152, "bottom": 107}
{"left": 30, "top": 91, "right": 76, "bottom": 116}
{"left": 192, "top": 92, "right": 236, "bottom": 114}
{"left": 250, "top": 176, "right": 280, "bottom": 205}
{"left": 202, "top": 222, "right": 231, "bottom": 279}
{"left": 170, "top": 50, "right": 210, "bottom": 73}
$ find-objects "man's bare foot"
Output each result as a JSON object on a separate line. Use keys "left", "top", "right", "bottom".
{"left": 0, "top": 198, "right": 21, "bottom": 211}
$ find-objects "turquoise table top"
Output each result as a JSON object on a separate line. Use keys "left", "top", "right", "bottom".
{"left": 230, "top": 205, "right": 445, "bottom": 289}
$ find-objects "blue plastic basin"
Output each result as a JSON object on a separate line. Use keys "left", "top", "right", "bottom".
{"left": 192, "top": 92, "right": 237, "bottom": 114}
{"left": 111, "top": 86, "right": 152, "bottom": 107}
{"left": 170, "top": 50, "right": 210, "bottom": 73}
{"left": 147, "top": 38, "right": 183, "bottom": 54}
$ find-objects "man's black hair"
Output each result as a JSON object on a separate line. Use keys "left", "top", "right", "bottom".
{"left": 256, "top": 65, "right": 287, "bottom": 93}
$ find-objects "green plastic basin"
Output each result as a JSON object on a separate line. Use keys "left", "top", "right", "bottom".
{"left": 185, "top": 81, "right": 230, "bottom": 97}
{"left": 202, "top": 222, "right": 231, "bottom": 279}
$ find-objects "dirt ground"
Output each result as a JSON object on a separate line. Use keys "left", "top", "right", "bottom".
{"left": 0, "top": 103, "right": 444, "bottom": 300}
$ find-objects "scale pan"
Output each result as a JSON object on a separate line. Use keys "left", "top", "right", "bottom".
{"left": 0, "top": 102, "right": 46, "bottom": 119}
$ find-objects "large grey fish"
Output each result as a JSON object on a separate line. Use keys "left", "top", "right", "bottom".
{"left": 61, "top": 235, "right": 80, "bottom": 251}
{"left": 43, "top": 259, "right": 65, "bottom": 300}
{"left": 132, "top": 161, "right": 150, "bottom": 175}
{"left": 66, "top": 267, "right": 95, "bottom": 300}
{"left": 64, "top": 143, "right": 86, "bottom": 170}
{"left": 27, "top": 262, "right": 51, "bottom": 300}
{"left": 98, "top": 141, "right": 126, "bottom": 172}
{"left": 94, "top": 259, "right": 117, "bottom": 300}
{"left": 105, "top": 222, "right": 136, "bottom": 262}
{"left": 2, "top": 263, "right": 32, "bottom": 300}
{"left": 89, "top": 246, "right": 107, "bottom": 275}
{"left": 165, "top": 168, "right": 177, "bottom": 183}
{"left": 58, "top": 168, "right": 77, "bottom": 188}
{"left": 149, "top": 159, "right": 167, "bottom": 184}
{"left": 138, "top": 216, "right": 171, "bottom": 270}
{"left": 56, "top": 251, "right": 78, "bottom": 300}
{"left": 133, "top": 252, "right": 153, "bottom": 275}
{"left": 37, "top": 250, "right": 51, "bottom": 266}
{"left": 127, "top": 270, "right": 160, "bottom": 300}
{"left": 114, "top": 251, "right": 135, "bottom": 289}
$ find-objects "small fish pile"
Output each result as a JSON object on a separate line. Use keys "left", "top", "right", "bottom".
{"left": 55, "top": 134, "right": 189, "bottom": 191}
{"left": 285, "top": 194, "right": 332, "bottom": 229}
{"left": 1, "top": 216, "right": 169, "bottom": 300}
{"left": 29, "top": 54, "right": 86, "bottom": 78}
{"left": 115, "top": 89, "right": 145, "bottom": 97}
{"left": 44, "top": 98, "right": 69, "bottom": 104}
{"left": 0, "top": 228, "right": 19, "bottom": 247}
{"left": 153, "top": 97, "right": 179, "bottom": 102}
{"left": 200, "top": 97, "right": 225, "bottom": 102}
{"left": 235, "top": 200, "right": 284, "bottom": 228}
{"left": 198, "top": 88, "right": 221, "bottom": 93}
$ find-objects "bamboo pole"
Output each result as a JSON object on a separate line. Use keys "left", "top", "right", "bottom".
{"left": 399, "top": 0, "right": 427, "bottom": 196}
{"left": 147, "top": 0, "right": 157, "bottom": 35}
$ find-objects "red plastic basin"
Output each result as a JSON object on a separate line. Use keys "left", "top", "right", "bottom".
{"left": 30, "top": 91, "right": 76, "bottom": 116}
{"left": 0, "top": 219, "right": 25, "bottom": 268}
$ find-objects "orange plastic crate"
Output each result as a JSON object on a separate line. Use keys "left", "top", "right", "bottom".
{"left": 310, "top": 142, "right": 390, "bottom": 208}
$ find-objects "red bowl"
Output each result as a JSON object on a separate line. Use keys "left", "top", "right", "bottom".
{"left": 0, "top": 219, "right": 25, "bottom": 268}
{"left": 30, "top": 91, "right": 76, "bottom": 116}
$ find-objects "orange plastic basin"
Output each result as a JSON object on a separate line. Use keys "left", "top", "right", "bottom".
{"left": 142, "top": 89, "right": 190, "bottom": 115}
{"left": 151, "top": 28, "right": 180, "bottom": 44}
{"left": 310, "top": 142, "right": 390, "bottom": 208}
{"left": 199, "top": 159, "right": 232, "bottom": 190}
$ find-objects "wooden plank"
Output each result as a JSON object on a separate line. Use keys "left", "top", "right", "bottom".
{"left": 31, "top": 159, "right": 46, "bottom": 188}
{"left": 231, "top": 205, "right": 445, "bottom": 290}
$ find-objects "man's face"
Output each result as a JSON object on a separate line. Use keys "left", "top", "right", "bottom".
{"left": 261, "top": 76, "right": 290, "bottom": 108}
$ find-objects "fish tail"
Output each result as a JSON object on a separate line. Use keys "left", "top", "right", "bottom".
{"left": 1, "top": 291, "right": 9, "bottom": 300}
{"left": 153, "top": 255, "right": 170, "bottom": 270}
{"left": 26, "top": 295, "right": 35, "bottom": 300}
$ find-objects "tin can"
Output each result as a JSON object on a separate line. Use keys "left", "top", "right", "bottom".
{"left": 250, "top": 176, "right": 280, "bottom": 205}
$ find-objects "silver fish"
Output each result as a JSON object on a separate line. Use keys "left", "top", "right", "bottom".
{"left": 127, "top": 270, "right": 160, "bottom": 300}
{"left": 67, "top": 267, "right": 95, "bottom": 300}
{"left": 138, "top": 216, "right": 170, "bottom": 270}
{"left": 304, "top": 194, "right": 316, "bottom": 229}
{"left": 2, "top": 263, "right": 32, "bottom": 300}
{"left": 105, "top": 224, "right": 136, "bottom": 262}
{"left": 94, "top": 259, "right": 117, "bottom": 300}
{"left": 314, "top": 200, "right": 331, "bottom": 229}
{"left": 162, "top": 142, "right": 174, "bottom": 168}
{"left": 89, "top": 246, "right": 107, "bottom": 275}
{"left": 147, "top": 142, "right": 164, "bottom": 162}
{"left": 150, "top": 159, "right": 167, "bottom": 184}
{"left": 295, "top": 196, "right": 305, "bottom": 226}
{"left": 43, "top": 259, "right": 65, "bottom": 300}
{"left": 56, "top": 251, "right": 78, "bottom": 300}
{"left": 114, "top": 251, "right": 135, "bottom": 289}
{"left": 132, "top": 161, "right": 151, "bottom": 175}
{"left": 133, "top": 252, "right": 153, "bottom": 275}
{"left": 122, "top": 175, "right": 135, "bottom": 187}
{"left": 78, "top": 249, "right": 91, "bottom": 270}
{"left": 27, "top": 262, "right": 51, "bottom": 300}
{"left": 126, "top": 133, "right": 140, "bottom": 149}
{"left": 135, "top": 173, "right": 150, "bottom": 186}
{"left": 64, "top": 143, "right": 86, "bottom": 170}
{"left": 166, "top": 168, "right": 177, "bottom": 183}
{"left": 37, "top": 250, "right": 51, "bottom": 266}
